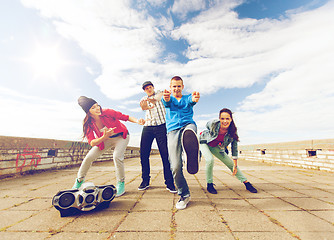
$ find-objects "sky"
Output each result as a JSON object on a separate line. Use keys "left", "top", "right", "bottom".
{"left": 1, "top": 0, "right": 333, "bottom": 147}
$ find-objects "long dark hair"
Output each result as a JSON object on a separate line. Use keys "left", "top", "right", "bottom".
{"left": 219, "top": 108, "right": 239, "bottom": 141}
{"left": 82, "top": 105, "right": 102, "bottom": 139}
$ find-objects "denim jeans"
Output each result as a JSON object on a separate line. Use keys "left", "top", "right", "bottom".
{"left": 200, "top": 143, "right": 247, "bottom": 183}
{"left": 77, "top": 135, "right": 129, "bottom": 183}
{"left": 140, "top": 124, "right": 174, "bottom": 186}
{"left": 167, "top": 123, "right": 197, "bottom": 197}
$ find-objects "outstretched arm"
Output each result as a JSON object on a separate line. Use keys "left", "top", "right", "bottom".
{"left": 128, "top": 116, "right": 145, "bottom": 125}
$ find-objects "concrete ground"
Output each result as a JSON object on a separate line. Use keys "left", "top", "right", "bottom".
{"left": 0, "top": 155, "right": 333, "bottom": 240}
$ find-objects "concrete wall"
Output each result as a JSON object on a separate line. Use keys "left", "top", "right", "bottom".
{"left": 239, "top": 139, "right": 334, "bottom": 172}
{"left": 0, "top": 136, "right": 158, "bottom": 179}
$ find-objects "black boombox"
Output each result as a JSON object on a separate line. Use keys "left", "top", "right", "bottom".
{"left": 52, "top": 182, "right": 116, "bottom": 217}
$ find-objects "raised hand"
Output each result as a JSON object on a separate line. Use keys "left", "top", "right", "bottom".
{"left": 140, "top": 98, "right": 154, "bottom": 110}
{"left": 192, "top": 91, "right": 200, "bottom": 102}
{"left": 103, "top": 127, "right": 116, "bottom": 138}
{"left": 163, "top": 89, "right": 171, "bottom": 102}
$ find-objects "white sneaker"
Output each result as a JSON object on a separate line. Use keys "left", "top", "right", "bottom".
{"left": 175, "top": 195, "right": 190, "bottom": 210}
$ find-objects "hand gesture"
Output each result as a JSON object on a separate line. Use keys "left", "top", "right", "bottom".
{"left": 140, "top": 99, "right": 154, "bottom": 110}
{"left": 103, "top": 127, "right": 116, "bottom": 138}
{"left": 163, "top": 89, "right": 171, "bottom": 102}
{"left": 137, "top": 118, "right": 145, "bottom": 125}
{"left": 146, "top": 97, "right": 157, "bottom": 105}
{"left": 192, "top": 91, "right": 200, "bottom": 102}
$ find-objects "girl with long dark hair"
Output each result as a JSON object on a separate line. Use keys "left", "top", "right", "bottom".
{"left": 199, "top": 108, "right": 257, "bottom": 194}
{"left": 74, "top": 96, "right": 145, "bottom": 197}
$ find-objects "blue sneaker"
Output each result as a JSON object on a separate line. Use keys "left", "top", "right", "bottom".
{"left": 116, "top": 181, "right": 125, "bottom": 197}
{"left": 72, "top": 178, "right": 84, "bottom": 189}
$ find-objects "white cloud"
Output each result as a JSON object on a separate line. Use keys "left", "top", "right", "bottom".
{"left": 0, "top": 87, "right": 83, "bottom": 141}
{"left": 16, "top": 0, "right": 334, "bottom": 145}
{"left": 171, "top": 0, "right": 207, "bottom": 19}
{"left": 21, "top": 0, "right": 170, "bottom": 99}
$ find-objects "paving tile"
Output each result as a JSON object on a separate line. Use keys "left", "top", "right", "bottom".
{"left": 212, "top": 198, "right": 256, "bottom": 211}
{"left": 309, "top": 210, "right": 334, "bottom": 223}
{"left": 1, "top": 155, "right": 333, "bottom": 239}
{"left": 264, "top": 189, "right": 306, "bottom": 198}
{"left": 294, "top": 231, "right": 334, "bottom": 240}
{"left": 0, "top": 197, "right": 32, "bottom": 210}
{"left": 205, "top": 189, "right": 241, "bottom": 199}
{"left": 174, "top": 231, "right": 234, "bottom": 240}
{"left": 282, "top": 197, "right": 334, "bottom": 210}
{"left": 61, "top": 210, "right": 127, "bottom": 232}
{"left": 220, "top": 210, "right": 284, "bottom": 232}
{"left": 132, "top": 198, "right": 174, "bottom": 211}
{"left": 0, "top": 210, "right": 37, "bottom": 230}
{"left": 117, "top": 211, "right": 171, "bottom": 232}
{"left": 48, "top": 232, "right": 110, "bottom": 239}
{"left": 175, "top": 209, "right": 229, "bottom": 232}
{"left": 233, "top": 231, "right": 296, "bottom": 240}
{"left": 7, "top": 209, "right": 74, "bottom": 232}
{"left": 246, "top": 198, "right": 299, "bottom": 210}
{"left": 265, "top": 210, "right": 334, "bottom": 232}
{"left": 111, "top": 231, "right": 171, "bottom": 240}
{"left": 182, "top": 198, "right": 215, "bottom": 211}
{"left": 0, "top": 231, "right": 50, "bottom": 240}
{"left": 9, "top": 198, "right": 52, "bottom": 211}
{"left": 297, "top": 189, "right": 334, "bottom": 198}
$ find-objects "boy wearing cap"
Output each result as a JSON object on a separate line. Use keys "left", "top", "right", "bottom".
{"left": 162, "top": 76, "right": 201, "bottom": 210}
{"left": 138, "top": 81, "right": 176, "bottom": 193}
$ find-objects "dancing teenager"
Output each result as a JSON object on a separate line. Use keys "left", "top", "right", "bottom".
{"left": 162, "top": 76, "right": 201, "bottom": 210}
{"left": 138, "top": 81, "right": 176, "bottom": 193}
{"left": 73, "top": 96, "right": 145, "bottom": 197}
{"left": 199, "top": 108, "right": 257, "bottom": 194}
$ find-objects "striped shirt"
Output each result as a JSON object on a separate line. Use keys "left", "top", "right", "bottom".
{"left": 141, "top": 90, "right": 166, "bottom": 126}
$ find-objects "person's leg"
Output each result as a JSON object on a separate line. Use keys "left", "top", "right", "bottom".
{"left": 139, "top": 126, "right": 154, "bottom": 189}
{"left": 210, "top": 146, "right": 247, "bottom": 183}
{"left": 73, "top": 145, "right": 108, "bottom": 189}
{"left": 182, "top": 124, "right": 199, "bottom": 174}
{"left": 111, "top": 135, "right": 130, "bottom": 196}
{"left": 112, "top": 135, "right": 130, "bottom": 183}
{"left": 155, "top": 124, "right": 175, "bottom": 190}
{"left": 199, "top": 144, "right": 215, "bottom": 184}
{"left": 210, "top": 146, "right": 257, "bottom": 193}
{"left": 199, "top": 143, "right": 217, "bottom": 194}
{"left": 168, "top": 128, "right": 189, "bottom": 197}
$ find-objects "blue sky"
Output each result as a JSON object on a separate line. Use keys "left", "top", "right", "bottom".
{"left": 1, "top": 0, "right": 333, "bottom": 147}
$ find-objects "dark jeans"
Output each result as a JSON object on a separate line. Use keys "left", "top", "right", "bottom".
{"left": 140, "top": 123, "right": 174, "bottom": 186}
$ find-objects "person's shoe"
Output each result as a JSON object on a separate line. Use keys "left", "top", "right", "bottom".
{"left": 175, "top": 195, "right": 190, "bottom": 210}
{"left": 244, "top": 182, "right": 258, "bottom": 193}
{"left": 138, "top": 180, "right": 150, "bottom": 191}
{"left": 166, "top": 184, "right": 177, "bottom": 193}
{"left": 182, "top": 128, "right": 200, "bottom": 174}
{"left": 207, "top": 183, "right": 217, "bottom": 194}
{"left": 116, "top": 181, "right": 125, "bottom": 197}
{"left": 72, "top": 178, "right": 84, "bottom": 189}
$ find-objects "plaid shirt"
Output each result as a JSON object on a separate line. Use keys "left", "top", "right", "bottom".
{"left": 141, "top": 90, "right": 166, "bottom": 126}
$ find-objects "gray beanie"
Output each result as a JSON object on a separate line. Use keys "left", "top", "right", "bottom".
{"left": 78, "top": 96, "right": 97, "bottom": 113}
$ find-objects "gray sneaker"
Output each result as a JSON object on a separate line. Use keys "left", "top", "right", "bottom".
{"left": 175, "top": 195, "right": 190, "bottom": 210}
{"left": 182, "top": 128, "right": 200, "bottom": 174}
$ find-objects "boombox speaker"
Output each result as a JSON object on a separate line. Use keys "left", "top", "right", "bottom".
{"left": 52, "top": 182, "right": 116, "bottom": 217}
